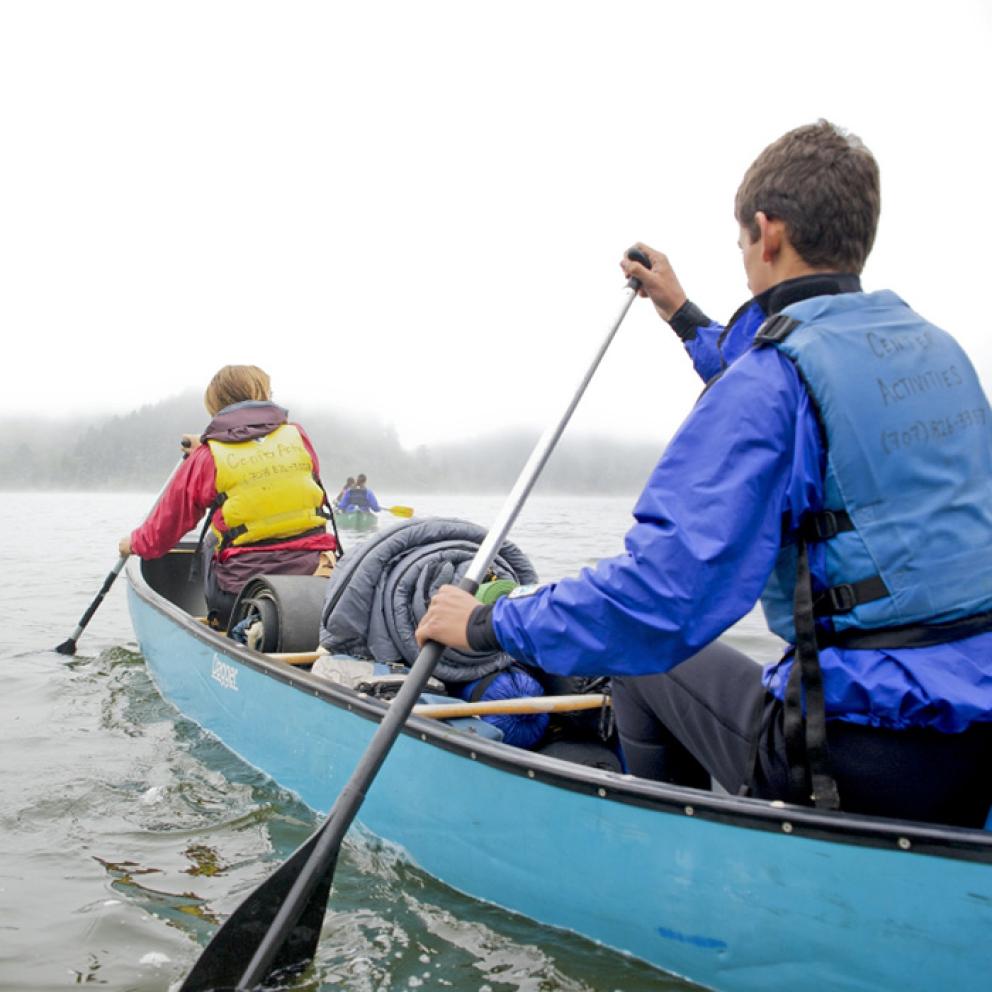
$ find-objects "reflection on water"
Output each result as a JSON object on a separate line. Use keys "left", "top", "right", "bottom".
{"left": 0, "top": 491, "right": 778, "bottom": 990}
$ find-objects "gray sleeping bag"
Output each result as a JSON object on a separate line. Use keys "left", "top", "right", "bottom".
{"left": 319, "top": 516, "right": 538, "bottom": 683}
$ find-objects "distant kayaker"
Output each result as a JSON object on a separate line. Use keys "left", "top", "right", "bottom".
{"left": 337, "top": 473, "right": 382, "bottom": 514}
{"left": 118, "top": 364, "right": 337, "bottom": 627}
{"left": 418, "top": 120, "right": 992, "bottom": 828}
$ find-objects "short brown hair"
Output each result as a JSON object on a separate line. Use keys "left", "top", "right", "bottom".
{"left": 734, "top": 120, "right": 880, "bottom": 274}
{"left": 204, "top": 365, "right": 272, "bottom": 416}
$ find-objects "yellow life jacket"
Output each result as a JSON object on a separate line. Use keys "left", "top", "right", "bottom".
{"left": 207, "top": 424, "right": 327, "bottom": 549}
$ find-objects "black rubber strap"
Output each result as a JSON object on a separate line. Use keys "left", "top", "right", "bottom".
{"left": 786, "top": 538, "right": 841, "bottom": 810}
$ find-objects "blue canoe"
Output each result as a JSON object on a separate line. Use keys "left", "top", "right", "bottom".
{"left": 125, "top": 548, "right": 992, "bottom": 992}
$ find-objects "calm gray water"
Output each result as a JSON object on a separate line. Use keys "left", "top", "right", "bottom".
{"left": 0, "top": 491, "right": 782, "bottom": 992}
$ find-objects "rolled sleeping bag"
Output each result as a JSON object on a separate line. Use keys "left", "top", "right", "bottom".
{"left": 228, "top": 574, "right": 328, "bottom": 653}
{"left": 319, "top": 517, "right": 538, "bottom": 683}
{"left": 456, "top": 666, "right": 549, "bottom": 749}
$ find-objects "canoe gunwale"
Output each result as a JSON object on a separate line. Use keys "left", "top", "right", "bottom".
{"left": 125, "top": 556, "right": 992, "bottom": 865}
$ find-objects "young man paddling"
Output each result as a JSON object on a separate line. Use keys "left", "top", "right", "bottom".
{"left": 417, "top": 120, "right": 992, "bottom": 827}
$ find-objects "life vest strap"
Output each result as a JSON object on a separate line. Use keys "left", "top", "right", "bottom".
{"left": 189, "top": 492, "right": 227, "bottom": 582}
{"left": 784, "top": 537, "right": 841, "bottom": 811}
{"left": 754, "top": 313, "right": 801, "bottom": 345}
{"left": 219, "top": 523, "right": 327, "bottom": 553}
{"left": 824, "top": 608, "right": 992, "bottom": 650}
{"left": 219, "top": 522, "right": 249, "bottom": 550}
{"left": 814, "top": 574, "right": 889, "bottom": 616}
{"left": 799, "top": 509, "right": 854, "bottom": 542}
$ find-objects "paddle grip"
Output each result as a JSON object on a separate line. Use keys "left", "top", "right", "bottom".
{"left": 625, "top": 248, "right": 651, "bottom": 292}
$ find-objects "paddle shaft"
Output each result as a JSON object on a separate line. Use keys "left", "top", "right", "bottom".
{"left": 60, "top": 555, "right": 129, "bottom": 648}
{"left": 56, "top": 456, "right": 186, "bottom": 654}
{"left": 201, "top": 258, "right": 648, "bottom": 992}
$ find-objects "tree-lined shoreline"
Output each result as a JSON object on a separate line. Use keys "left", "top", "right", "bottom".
{"left": 0, "top": 391, "right": 665, "bottom": 495}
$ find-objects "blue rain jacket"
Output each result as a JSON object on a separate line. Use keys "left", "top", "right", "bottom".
{"left": 681, "top": 299, "right": 766, "bottom": 382}
{"left": 492, "top": 286, "right": 992, "bottom": 732}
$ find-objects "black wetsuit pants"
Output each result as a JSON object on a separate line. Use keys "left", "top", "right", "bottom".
{"left": 611, "top": 641, "right": 992, "bottom": 829}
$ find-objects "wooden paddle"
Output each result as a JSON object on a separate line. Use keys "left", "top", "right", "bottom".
{"left": 55, "top": 455, "right": 187, "bottom": 655}
{"left": 178, "top": 250, "right": 650, "bottom": 991}
{"left": 413, "top": 693, "right": 609, "bottom": 719}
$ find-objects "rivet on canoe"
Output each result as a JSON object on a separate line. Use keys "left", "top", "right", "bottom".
{"left": 421, "top": 733, "right": 428, "bottom": 742}
{"left": 684, "top": 805, "right": 694, "bottom": 816}
{"left": 782, "top": 822, "right": 794, "bottom": 834}
{"left": 898, "top": 837, "right": 911, "bottom": 850}
{"left": 598, "top": 787, "right": 607, "bottom": 798}
{"left": 470, "top": 752, "right": 477, "bottom": 761}
{"left": 527, "top": 769, "right": 535, "bottom": 779}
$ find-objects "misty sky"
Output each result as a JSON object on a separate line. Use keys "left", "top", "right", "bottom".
{"left": 3, "top": 1, "right": 990, "bottom": 449}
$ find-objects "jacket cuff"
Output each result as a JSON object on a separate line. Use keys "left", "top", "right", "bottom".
{"left": 668, "top": 300, "right": 712, "bottom": 341}
{"left": 466, "top": 603, "right": 501, "bottom": 652}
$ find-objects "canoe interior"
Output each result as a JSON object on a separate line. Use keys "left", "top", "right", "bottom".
{"left": 140, "top": 545, "right": 206, "bottom": 616}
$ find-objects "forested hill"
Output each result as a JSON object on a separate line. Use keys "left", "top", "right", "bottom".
{"left": 0, "top": 391, "right": 665, "bottom": 494}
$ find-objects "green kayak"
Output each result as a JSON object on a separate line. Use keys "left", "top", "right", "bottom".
{"left": 335, "top": 510, "right": 378, "bottom": 532}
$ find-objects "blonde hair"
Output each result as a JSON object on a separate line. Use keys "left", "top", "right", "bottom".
{"left": 204, "top": 365, "right": 272, "bottom": 416}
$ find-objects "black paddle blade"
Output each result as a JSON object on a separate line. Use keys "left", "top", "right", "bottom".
{"left": 181, "top": 828, "right": 336, "bottom": 991}
{"left": 54, "top": 638, "right": 78, "bottom": 656}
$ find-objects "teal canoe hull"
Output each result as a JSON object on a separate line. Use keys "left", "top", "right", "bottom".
{"left": 125, "top": 553, "right": 992, "bottom": 992}
{"left": 335, "top": 510, "right": 378, "bottom": 531}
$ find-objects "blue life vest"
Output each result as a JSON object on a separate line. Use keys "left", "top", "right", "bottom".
{"left": 758, "top": 290, "right": 992, "bottom": 644}
{"left": 344, "top": 486, "right": 370, "bottom": 511}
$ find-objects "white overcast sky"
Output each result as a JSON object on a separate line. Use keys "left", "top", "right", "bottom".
{"left": 2, "top": 1, "right": 990, "bottom": 448}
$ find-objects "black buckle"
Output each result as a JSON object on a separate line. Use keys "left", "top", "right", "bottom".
{"left": 826, "top": 584, "right": 857, "bottom": 613}
{"left": 810, "top": 510, "right": 840, "bottom": 541}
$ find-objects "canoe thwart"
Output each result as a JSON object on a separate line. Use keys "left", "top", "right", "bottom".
{"left": 266, "top": 650, "right": 321, "bottom": 666}
{"left": 413, "top": 693, "right": 610, "bottom": 720}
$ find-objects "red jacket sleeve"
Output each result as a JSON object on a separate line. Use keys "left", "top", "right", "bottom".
{"left": 295, "top": 424, "right": 323, "bottom": 479}
{"left": 130, "top": 447, "right": 218, "bottom": 559}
